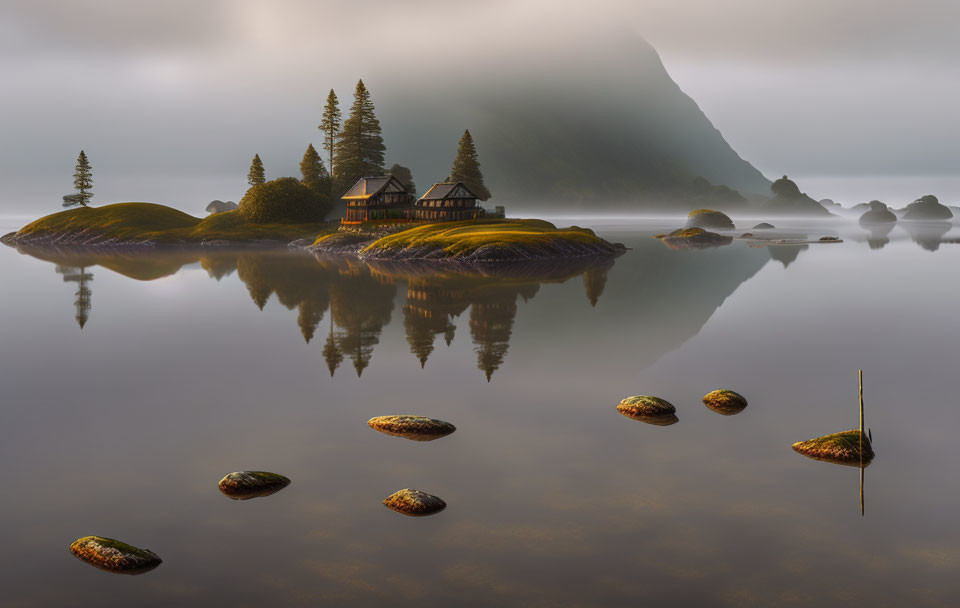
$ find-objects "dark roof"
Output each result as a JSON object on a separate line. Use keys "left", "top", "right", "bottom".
{"left": 419, "top": 182, "right": 477, "bottom": 201}
{"left": 342, "top": 175, "right": 404, "bottom": 200}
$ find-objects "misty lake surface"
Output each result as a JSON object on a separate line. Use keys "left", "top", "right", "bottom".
{"left": 2, "top": 216, "right": 959, "bottom": 606}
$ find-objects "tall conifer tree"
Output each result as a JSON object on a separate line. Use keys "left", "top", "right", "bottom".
{"left": 248, "top": 154, "right": 266, "bottom": 186}
{"left": 318, "top": 89, "right": 341, "bottom": 179}
{"left": 66, "top": 150, "right": 94, "bottom": 207}
{"left": 333, "top": 80, "right": 386, "bottom": 194}
{"left": 448, "top": 130, "right": 491, "bottom": 200}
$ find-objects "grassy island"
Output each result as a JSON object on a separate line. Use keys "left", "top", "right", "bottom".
{"left": 3, "top": 202, "right": 335, "bottom": 247}
{"left": 348, "top": 219, "right": 624, "bottom": 261}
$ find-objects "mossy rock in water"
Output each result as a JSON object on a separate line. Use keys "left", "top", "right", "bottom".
{"left": 702, "top": 389, "right": 748, "bottom": 415}
{"left": 69, "top": 536, "right": 162, "bottom": 575}
{"left": 367, "top": 415, "right": 456, "bottom": 441}
{"left": 753, "top": 222, "right": 775, "bottom": 229}
{"left": 617, "top": 395, "right": 677, "bottom": 425}
{"left": 659, "top": 227, "right": 733, "bottom": 250}
{"left": 218, "top": 471, "right": 291, "bottom": 500}
{"left": 686, "top": 209, "right": 735, "bottom": 229}
{"left": 792, "top": 430, "right": 874, "bottom": 466}
{"left": 383, "top": 488, "right": 447, "bottom": 516}
{"left": 238, "top": 177, "right": 327, "bottom": 224}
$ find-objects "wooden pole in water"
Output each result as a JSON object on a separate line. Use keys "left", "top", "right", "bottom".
{"left": 859, "top": 369, "right": 865, "bottom": 516}
{"left": 859, "top": 369, "right": 864, "bottom": 440}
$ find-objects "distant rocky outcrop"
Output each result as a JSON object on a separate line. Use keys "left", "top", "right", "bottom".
{"left": 206, "top": 200, "right": 238, "bottom": 214}
{"left": 763, "top": 176, "right": 832, "bottom": 216}
{"left": 682, "top": 177, "right": 747, "bottom": 210}
{"left": 685, "top": 209, "right": 735, "bottom": 229}
{"left": 752, "top": 222, "right": 775, "bottom": 229}
{"left": 902, "top": 195, "right": 953, "bottom": 221}
{"left": 858, "top": 201, "right": 897, "bottom": 225}
{"left": 818, "top": 199, "right": 843, "bottom": 213}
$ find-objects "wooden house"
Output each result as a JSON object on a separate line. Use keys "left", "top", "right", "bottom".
{"left": 341, "top": 175, "right": 414, "bottom": 224}
{"left": 413, "top": 182, "right": 483, "bottom": 222}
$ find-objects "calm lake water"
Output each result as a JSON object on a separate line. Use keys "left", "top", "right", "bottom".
{"left": 2, "top": 217, "right": 959, "bottom": 606}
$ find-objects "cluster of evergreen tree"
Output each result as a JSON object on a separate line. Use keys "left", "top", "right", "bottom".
{"left": 318, "top": 80, "right": 490, "bottom": 202}
{"left": 238, "top": 78, "right": 492, "bottom": 220}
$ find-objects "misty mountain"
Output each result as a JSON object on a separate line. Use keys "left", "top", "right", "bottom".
{"left": 381, "top": 33, "right": 770, "bottom": 211}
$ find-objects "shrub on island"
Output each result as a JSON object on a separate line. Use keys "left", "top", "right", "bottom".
{"left": 238, "top": 177, "right": 329, "bottom": 224}
{"left": 685, "top": 208, "right": 735, "bottom": 229}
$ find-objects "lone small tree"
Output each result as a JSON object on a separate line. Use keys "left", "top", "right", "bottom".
{"left": 248, "top": 154, "right": 266, "bottom": 186}
{"left": 318, "top": 89, "right": 341, "bottom": 180}
{"left": 64, "top": 150, "right": 94, "bottom": 207}
{"left": 300, "top": 143, "right": 332, "bottom": 210}
{"left": 448, "top": 130, "right": 491, "bottom": 200}
{"left": 388, "top": 163, "right": 416, "bottom": 195}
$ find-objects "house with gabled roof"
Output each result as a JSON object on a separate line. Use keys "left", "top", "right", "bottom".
{"left": 341, "top": 175, "right": 414, "bottom": 224}
{"left": 413, "top": 181, "right": 483, "bottom": 222}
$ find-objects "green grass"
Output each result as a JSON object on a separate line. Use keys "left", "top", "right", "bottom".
{"left": 13, "top": 203, "right": 336, "bottom": 244}
{"left": 361, "top": 219, "right": 608, "bottom": 257}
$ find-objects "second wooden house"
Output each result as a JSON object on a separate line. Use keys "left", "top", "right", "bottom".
{"left": 412, "top": 182, "right": 483, "bottom": 222}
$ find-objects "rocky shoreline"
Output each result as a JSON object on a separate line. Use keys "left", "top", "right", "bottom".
{"left": 1, "top": 230, "right": 289, "bottom": 249}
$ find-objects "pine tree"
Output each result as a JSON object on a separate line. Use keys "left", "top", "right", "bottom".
{"left": 66, "top": 150, "right": 93, "bottom": 207}
{"left": 388, "top": 163, "right": 416, "bottom": 194}
{"left": 300, "top": 144, "right": 331, "bottom": 196}
{"left": 333, "top": 80, "right": 386, "bottom": 194}
{"left": 448, "top": 129, "right": 491, "bottom": 201}
{"left": 318, "top": 89, "right": 341, "bottom": 179}
{"left": 248, "top": 154, "right": 266, "bottom": 186}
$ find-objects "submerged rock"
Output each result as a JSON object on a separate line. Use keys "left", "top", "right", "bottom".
{"left": 69, "top": 536, "right": 162, "bottom": 575}
{"left": 367, "top": 415, "right": 456, "bottom": 441}
{"left": 858, "top": 200, "right": 897, "bottom": 225}
{"left": 686, "top": 209, "right": 735, "bottom": 229}
{"left": 792, "top": 430, "right": 874, "bottom": 466}
{"left": 902, "top": 194, "right": 953, "bottom": 221}
{"left": 740, "top": 232, "right": 755, "bottom": 238}
{"left": 383, "top": 488, "right": 447, "bottom": 516}
{"left": 702, "top": 389, "right": 748, "bottom": 415}
{"left": 657, "top": 227, "right": 732, "bottom": 250}
{"left": 819, "top": 236, "right": 841, "bottom": 242}
{"left": 617, "top": 395, "right": 677, "bottom": 424}
{"left": 752, "top": 222, "right": 775, "bottom": 229}
{"left": 218, "top": 471, "right": 291, "bottom": 500}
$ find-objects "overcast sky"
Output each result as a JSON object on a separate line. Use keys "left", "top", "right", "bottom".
{"left": 2, "top": 0, "right": 958, "bottom": 213}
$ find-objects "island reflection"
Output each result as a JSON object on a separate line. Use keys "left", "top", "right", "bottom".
{"left": 15, "top": 246, "right": 617, "bottom": 380}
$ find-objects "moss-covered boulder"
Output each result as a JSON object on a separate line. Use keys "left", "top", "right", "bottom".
{"left": 858, "top": 201, "right": 897, "bottom": 225}
{"left": 69, "top": 536, "right": 162, "bottom": 575}
{"left": 383, "top": 488, "right": 446, "bottom": 516}
{"left": 218, "top": 471, "right": 291, "bottom": 500}
{"left": 686, "top": 209, "right": 735, "bottom": 229}
{"left": 902, "top": 194, "right": 953, "bottom": 221}
{"left": 238, "top": 177, "right": 327, "bottom": 224}
{"left": 753, "top": 222, "right": 775, "bottom": 229}
{"left": 367, "top": 415, "right": 456, "bottom": 441}
{"left": 617, "top": 395, "right": 678, "bottom": 425}
{"left": 792, "top": 430, "right": 874, "bottom": 466}
{"left": 702, "top": 389, "right": 747, "bottom": 415}
{"left": 657, "top": 227, "right": 733, "bottom": 250}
